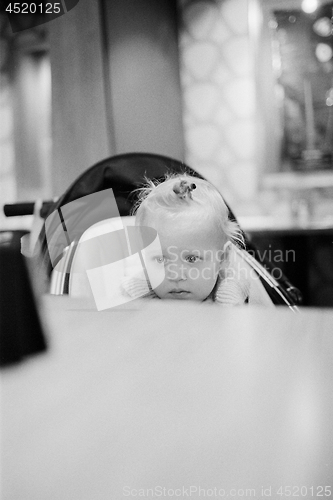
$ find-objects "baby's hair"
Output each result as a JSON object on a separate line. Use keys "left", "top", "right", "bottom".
{"left": 172, "top": 179, "right": 196, "bottom": 199}
{"left": 132, "top": 173, "right": 245, "bottom": 248}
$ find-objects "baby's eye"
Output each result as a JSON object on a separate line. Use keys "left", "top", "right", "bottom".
{"left": 154, "top": 256, "right": 165, "bottom": 264}
{"left": 185, "top": 255, "right": 200, "bottom": 264}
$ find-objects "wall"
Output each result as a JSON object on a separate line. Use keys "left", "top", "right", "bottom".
{"left": 12, "top": 50, "right": 52, "bottom": 201}
{"left": 48, "top": 0, "right": 185, "bottom": 196}
{"left": 4, "top": 0, "right": 253, "bottom": 227}
{"left": 0, "top": 56, "right": 16, "bottom": 214}
{"left": 0, "top": 13, "right": 48, "bottom": 229}
{"left": 102, "top": 0, "right": 184, "bottom": 158}
{"left": 178, "top": 0, "right": 259, "bottom": 216}
{"left": 49, "top": 0, "right": 111, "bottom": 196}
{"left": 0, "top": 0, "right": 275, "bottom": 224}
{"left": 0, "top": 67, "right": 20, "bottom": 230}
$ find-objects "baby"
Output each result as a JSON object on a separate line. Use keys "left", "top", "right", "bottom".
{"left": 121, "top": 174, "right": 250, "bottom": 305}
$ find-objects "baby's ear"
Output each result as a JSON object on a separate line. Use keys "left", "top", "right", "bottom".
{"left": 218, "top": 241, "right": 232, "bottom": 270}
{"left": 223, "top": 240, "right": 232, "bottom": 259}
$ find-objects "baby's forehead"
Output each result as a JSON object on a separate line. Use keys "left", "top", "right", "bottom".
{"left": 145, "top": 208, "right": 213, "bottom": 232}
{"left": 147, "top": 204, "right": 209, "bottom": 222}
{"left": 146, "top": 210, "right": 225, "bottom": 246}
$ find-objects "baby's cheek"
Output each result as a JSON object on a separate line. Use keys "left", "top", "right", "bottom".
{"left": 144, "top": 262, "right": 166, "bottom": 290}
{"left": 197, "top": 263, "right": 219, "bottom": 281}
{"left": 151, "top": 279, "right": 168, "bottom": 299}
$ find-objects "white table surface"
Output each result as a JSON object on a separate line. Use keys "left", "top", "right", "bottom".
{"left": 2, "top": 296, "right": 333, "bottom": 500}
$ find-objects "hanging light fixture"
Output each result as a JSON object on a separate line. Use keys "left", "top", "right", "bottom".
{"left": 313, "top": 16, "right": 333, "bottom": 36}
{"left": 301, "top": 0, "right": 319, "bottom": 14}
{"left": 315, "top": 42, "right": 333, "bottom": 61}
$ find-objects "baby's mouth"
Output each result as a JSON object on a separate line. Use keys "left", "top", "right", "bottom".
{"left": 168, "top": 289, "right": 190, "bottom": 298}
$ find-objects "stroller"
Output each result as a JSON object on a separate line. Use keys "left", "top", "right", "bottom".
{"left": 4, "top": 153, "right": 302, "bottom": 310}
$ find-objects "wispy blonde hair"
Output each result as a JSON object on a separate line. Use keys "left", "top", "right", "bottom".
{"left": 132, "top": 173, "right": 244, "bottom": 248}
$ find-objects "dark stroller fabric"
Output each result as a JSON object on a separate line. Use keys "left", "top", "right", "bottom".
{"left": 50, "top": 153, "right": 204, "bottom": 215}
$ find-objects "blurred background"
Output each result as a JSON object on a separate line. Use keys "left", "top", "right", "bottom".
{"left": 0, "top": 0, "right": 333, "bottom": 306}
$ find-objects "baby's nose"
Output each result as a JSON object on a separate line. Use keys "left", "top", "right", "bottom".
{"left": 166, "top": 262, "right": 187, "bottom": 281}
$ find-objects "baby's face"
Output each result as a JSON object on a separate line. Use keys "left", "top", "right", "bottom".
{"left": 143, "top": 212, "right": 226, "bottom": 301}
